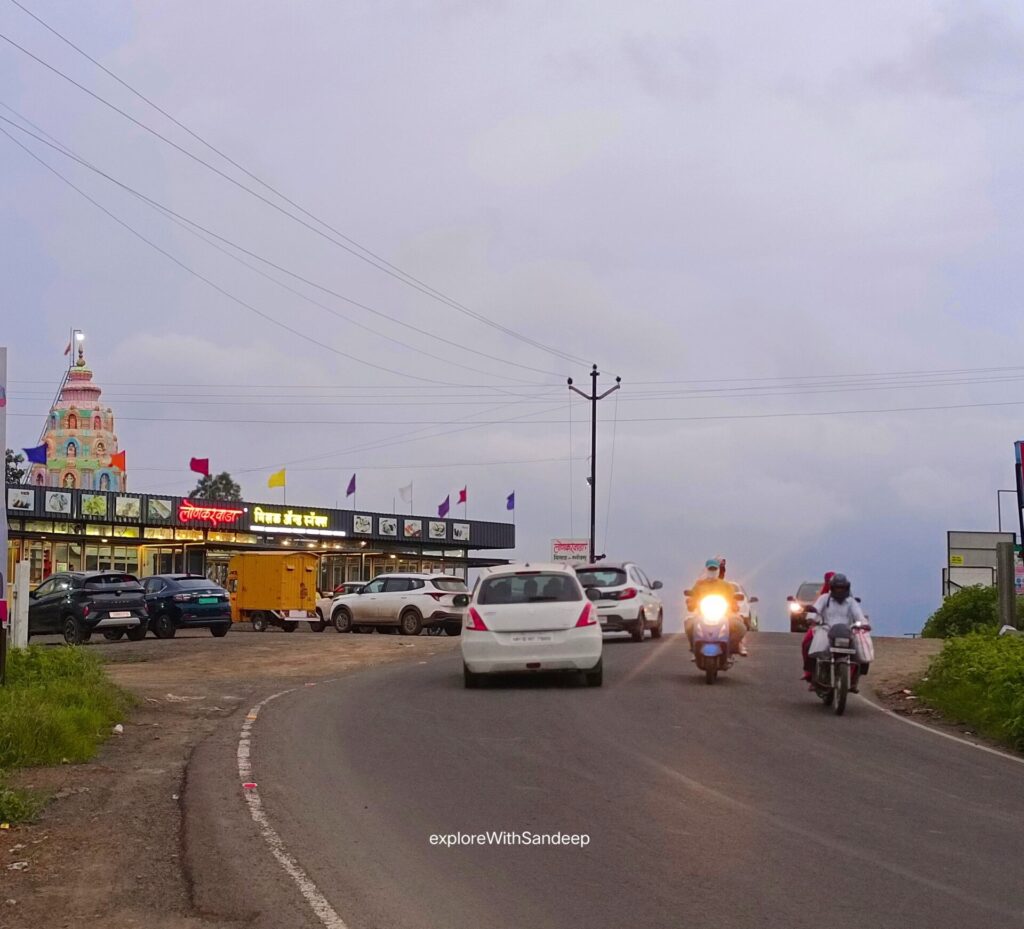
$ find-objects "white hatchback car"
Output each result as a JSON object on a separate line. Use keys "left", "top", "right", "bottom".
{"left": 461, "top": 563, "right": 603, "bottom": 688}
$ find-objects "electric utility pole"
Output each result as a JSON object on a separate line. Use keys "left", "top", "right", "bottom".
{"left": 569, "top": 365, "right": 621, "bottom": 564}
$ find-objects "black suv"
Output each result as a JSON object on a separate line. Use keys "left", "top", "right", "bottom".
{"left": 143, "top": 575, "right": 232, "bottom": 639}
{"left": 28, "top": 572, "right": 148, "bottom": 645}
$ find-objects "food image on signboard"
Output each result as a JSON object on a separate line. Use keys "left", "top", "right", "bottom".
{"left": 81, "top": 493, "right": 108, "bottom": 517}
{"left": 115, "top": 496, "right": 141, "bottom": 519}
{"left": 453, "top": 523, "right": 470, "bottom": 542}
{"left": 353, "top": 515, "right": 372, "bottom": 534}
{"left": 7, "top": 488, "right": 34, "bottom": 511}
{"left": 147, "top": 498, "right": 173, "bottom": 521}
{"left": 379, "top": 517, "right": 397, "bottom": 537}
{"left": 45, "top": 491, "right": 71, "bottom": 514}
{"left": 403, "top": 519, "right": 422, "bottom": 539}
{"left": 429, "top": 521, "right": 447, "bottom": 540}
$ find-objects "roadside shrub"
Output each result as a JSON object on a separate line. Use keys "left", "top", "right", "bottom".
{"left": 921, "top": 586, "right": 1024, "bottom": 638}
{"left": 918, "top": 633, "right": 1024, "bottom": 751}
{"left": 0, "top": 646, "right": 130, "bottom": 769}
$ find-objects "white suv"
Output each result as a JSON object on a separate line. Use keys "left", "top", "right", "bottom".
{"left": 330, "top": 573, "right": 468, "bottom": 636}
{"left": 575, "top": 562, "right": 664, "bottom": 641}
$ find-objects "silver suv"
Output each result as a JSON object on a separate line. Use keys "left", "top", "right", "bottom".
{"left": 330, "top": 573, "right": 469, "bottom": 636}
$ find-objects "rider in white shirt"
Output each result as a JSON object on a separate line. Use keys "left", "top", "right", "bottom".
{"left": 807, "top": 573, "right": 866, "bottom": 691}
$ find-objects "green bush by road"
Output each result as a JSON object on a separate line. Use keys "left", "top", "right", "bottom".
{"left": 0, "top": 646, "right": 130, "bottom": 823}
{"left": 921, "top": 585, "right": 1024, "bottom": 638}
{"left": 918, "top": 633, "right": 1024, "bottom": 751}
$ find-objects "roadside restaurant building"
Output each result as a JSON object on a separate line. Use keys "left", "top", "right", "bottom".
{"left": 5, "top": 486, "right": 515, "bottom": 592}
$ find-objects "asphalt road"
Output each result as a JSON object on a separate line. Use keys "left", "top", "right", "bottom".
{"left": 189, "top": 632, "right": 1024, "bottom": 929}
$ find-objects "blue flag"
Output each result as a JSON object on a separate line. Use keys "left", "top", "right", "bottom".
{"left": 438, "top": 495, "right": 450, "bottom": 518}
{"left": 506, "top": 491, "right": 515, "bottom": 511}
{"left": 23, "top": 444, "right": 47, "bottom": 465}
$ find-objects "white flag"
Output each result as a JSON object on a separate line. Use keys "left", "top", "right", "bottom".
{"left": 398, "top": 482, "right": 413, "bottom": 504}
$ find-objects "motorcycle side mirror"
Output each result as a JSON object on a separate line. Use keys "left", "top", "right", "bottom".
{"left": 585, "top": 588, "right": 601, "bottom": 602}
{"left": 855, "top": 597, "right": 862, "bottom": 603}
{"left": 683, "top": 589, "right": 693, "bottom": 597}
{"left": 749, "top": 596, "right": 759, "bottom": 604}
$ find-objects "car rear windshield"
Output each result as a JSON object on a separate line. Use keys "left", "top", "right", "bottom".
{"left": 478, "top": 573, "right": 581, "bottom": 604}
{"left": 85, "top": 574, "right": 139, "bottom": 586}
{"left": 175, "top": 578, "right": 224, "bottom": 590}
{"left": 576, "top": 568, "right": 627, "bottom": 588}
{"left": 797, "top": 583, "right": 820, "bottom": 602}
{"left": 431, "top": 578, "right": 468, "bottom": 592}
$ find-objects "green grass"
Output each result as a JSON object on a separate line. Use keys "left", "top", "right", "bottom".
{"left": 917, "top": 633, "right": 1024, "bottom": 751}
{"left": 0, "top": 646, "right": 131, "bottom": 823}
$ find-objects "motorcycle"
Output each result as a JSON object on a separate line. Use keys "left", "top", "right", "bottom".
{"left": 804, "top": 606, "right": 872, "bottom": 716}
{"left": 684, "top": 589, "right": 739, "bottom": 684}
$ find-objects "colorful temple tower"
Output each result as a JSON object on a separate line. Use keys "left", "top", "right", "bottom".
{"left": 29, "top": 346, "right": 127, "bottom": 491}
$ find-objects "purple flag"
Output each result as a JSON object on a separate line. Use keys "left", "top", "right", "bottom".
{"left": 438, "top": 495, "right": 450, "bottom": 518}
{"left": 346, "top": 474, "right": 356, "bottom": 497}
{"left": 506, "top": 491, "right": 515, "bottom": 511}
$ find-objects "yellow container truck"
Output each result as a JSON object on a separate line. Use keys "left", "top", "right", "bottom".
{"left": 226, "top": 552, "right": 321, "bottom": 632}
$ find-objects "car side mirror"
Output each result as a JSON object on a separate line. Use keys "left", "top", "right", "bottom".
{"left": 586, "top": 588, "right": 601, "bottom": 602}
{"left": 29, "top": 590, "right": 38, "bottom": 600}
{"left": 453, "top": 594, "right": 470, "bottom": 608}
{"left": 786, "top": 595, "right": 795, "bottom": 602}
{"left": 652, "top": 580, "right": 663, "bottom": 590}
{"left": 749, "top": 597, "right": 759, "bottom": 604}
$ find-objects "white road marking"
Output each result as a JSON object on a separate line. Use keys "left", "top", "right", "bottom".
{"left": 238, "top": 690, "right": 350, "bottom": 929}
{"left": 860, "top": 693, "right": 1024, "bottom": 768}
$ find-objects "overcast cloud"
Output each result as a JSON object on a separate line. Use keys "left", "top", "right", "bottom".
{"left": 4, "top": 0, "right": 1024, "bottom": 633}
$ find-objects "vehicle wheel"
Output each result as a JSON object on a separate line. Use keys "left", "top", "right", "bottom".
{"left": 252, "top": 614, "right": 269, "bottom": 632}
{"left": 651, "top": 612, "right": 663, "bottom": 639}
{"left": 282, "top": 622, "right": 298, "bottom": 633}
{"left": 464, "top": 664, "right": 480, "bottom": 689}
{"left": 705, "top": 664, "right": 718, "bottom": 685}
{"left": 426, "top": 625, "right": 445, "bottom": 636}
{"left": 63, "top": 615, "right": 89, "bottom": 646}
{"left": 103, "top": 630, "right": 125, "bottom": 641}
{"left": 585, "top": 658, "right": 603, "bottom": 687}
{"left": 631, "top": 614, "right": 645, "bottom": 643}
{"left": 332, "top": 608, "right": 353, "bottom": 633}
{"left": 399, "top": 610, "right": 423, "bottom": 636}
{"left": 445, "top": 620, "right": 463, "bottom": 637}
{"left": 126, "top": 623, "right": 149, "bottom": 642}
{"left": 309, "top": 610, "right": 326, "bottom": 632}
{"left": 834, "top": 663, "right": 849, "bottom": 716}
{"left": 210, "top": 625, "right": 230, "bottom": 638}
{"left": 354, "top": 625, "right": 375, "bottom": 634}
{"left": 153, "top": 614, "right": 176, "bottom": 639}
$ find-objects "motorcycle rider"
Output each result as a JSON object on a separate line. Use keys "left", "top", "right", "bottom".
{"left": 685, "top": 558, "right": 748, "bottom": 657}
{"left": 805, "top": 572, "right": 866, "bottom": 692}
{"left": 801, "top": 571, "right": 834, "bottom": 683}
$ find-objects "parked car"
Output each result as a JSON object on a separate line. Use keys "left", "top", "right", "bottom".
{"left": 787, "top": 581, "right": 822, "bottom": 632}
{"left": 731, "top": 583, "right": 760, "bottom": 631}
{"left": 142, "top": 574, "right": 232, "bottom": 639}
{"left": 574, "top": 562, "right": 664, "bottom": 641}
{"left": 461, "top": 563, "right": 603, "bottom": 687}
{"left": 28, "top": 571, "right": 148, "bottom": 645}
{"left": 329, "top": 574, "right": 469, "bottom": 635}
{"left": 315, "top": 581, "right": 366, "bottom": 632}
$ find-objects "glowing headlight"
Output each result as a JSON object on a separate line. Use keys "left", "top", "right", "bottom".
{"left": 789, "top": 602, "right": 803, "bottom": 614}
{"left": 699, "top": 594, "right": 729, "bottom": 623}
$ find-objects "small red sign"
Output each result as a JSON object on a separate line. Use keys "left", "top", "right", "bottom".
{"left": 178, "top": 500, "right": 244, "bottom": 526}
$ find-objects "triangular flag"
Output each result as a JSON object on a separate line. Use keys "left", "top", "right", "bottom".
{"left": 189, "top": 457, "right": 210, "bottom": 476}
{"left": 346, "top": 474, "right": 357, "bottom": 497}
{"left": 268, "top": 468, "right": 286, "bottom": 489}
{"left": 398, "top": 482, "right": 413, "bottom": 503}
{"left": 458, "top": 487, "right": 467, "bottom": 505}
{"left": 506, "top": 491, "right": 515, "bottom": 511}
{"left": 438, "top": 495, "right": 450, "bottom": 518}
{"left": 109, "top": 450, "right": 126, "bottom": 471}
{"left": 23, "top": 444, "right": 47, "bottom": 465}
{"left": 63, "top": 342, "right": 72, "bottom": 356}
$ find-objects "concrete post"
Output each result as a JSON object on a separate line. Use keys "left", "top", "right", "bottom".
{"left": 996, "top": 541, "right": 1016, "bottom": 630}
{"left": 12, "top": 560, "right": 29, "bottom": 649}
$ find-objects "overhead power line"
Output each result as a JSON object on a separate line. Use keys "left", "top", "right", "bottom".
{"left": 0, "top": 18, "right": 594, "bottom": 369}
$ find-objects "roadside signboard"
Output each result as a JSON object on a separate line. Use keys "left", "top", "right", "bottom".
{"left": 945, "top": 531, "right": 1017, "bottom": 596}
{"left": 551, "top": 539, "right": 589, "bottom": 565}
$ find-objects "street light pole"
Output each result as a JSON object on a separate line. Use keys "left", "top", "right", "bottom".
{"left": 568, "top": 365, "right": 621, "bottom": 564}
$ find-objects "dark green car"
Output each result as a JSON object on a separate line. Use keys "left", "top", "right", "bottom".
{"left": 143, "top": 574, "right": 232, "bottom": 639}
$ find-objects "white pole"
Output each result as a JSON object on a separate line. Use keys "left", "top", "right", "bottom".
{"left": 12, "top": 560, "right": 29, "bottom": 649}
{"left": 0, "top": 346, "right": 7, "bottom": 619}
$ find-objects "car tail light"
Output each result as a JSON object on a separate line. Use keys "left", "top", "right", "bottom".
{"left": 173, "top": 593, "right": 194, "bottom": 602}
{"left": 82, "top": 605, "right": 90, "bottom": 618}
{"left": 426, "top": 591, "right": 446, "bottom": 601}
{"left": 466, "top": 607, "right": 489, "bottom": 631}
{"left": 575, "top": 604, "right": 597, "bottom": 627}
{"left": 616, "top": 587, "right": 638, "bottom": 601}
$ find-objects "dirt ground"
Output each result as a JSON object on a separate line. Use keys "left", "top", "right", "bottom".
{"left": 0, "top": 625, "right": 457, "bottom": 929}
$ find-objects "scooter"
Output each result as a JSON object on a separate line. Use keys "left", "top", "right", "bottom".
{"left": 684, "top": 590, "right": 737, "bottom": 684}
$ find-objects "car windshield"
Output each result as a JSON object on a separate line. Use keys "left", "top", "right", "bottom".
{"left": 85, "top": 574, "right": 138, "bottom": 586}
{"left": 479, "top": 573, "right": 581, "bottom": 604}
{"left": 174, "top": 578, "right": 224, "bottom": 590}
{"left": 432, "top": 578, "right": 468, "bottom": 592}
{"left": 797, "top": 582, "right": 821, "bottom": 601}
{"left": 576, "top": 568, "right": 627, "bottom": 588}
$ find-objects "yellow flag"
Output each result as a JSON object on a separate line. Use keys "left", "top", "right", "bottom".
{"left": 267, "top": 468, "right": 286, "bottom": 489}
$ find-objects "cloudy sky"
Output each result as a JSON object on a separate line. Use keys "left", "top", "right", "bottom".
{"left": 4, "top": 0, "right": 1024, "bottom": 633}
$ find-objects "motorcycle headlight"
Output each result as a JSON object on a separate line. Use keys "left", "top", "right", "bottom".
{"left": 699, "top": 594, "right": 729, "bottom": 623}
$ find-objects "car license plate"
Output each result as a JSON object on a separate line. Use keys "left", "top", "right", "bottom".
{"left": 109, "top": 611, "right": 131, "bottom": 618}
{"left": 198, "top": 597, "right": 218, "bottom": 604}
{"left": 510, "top": 634, "right": 553, "bottom": 644}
